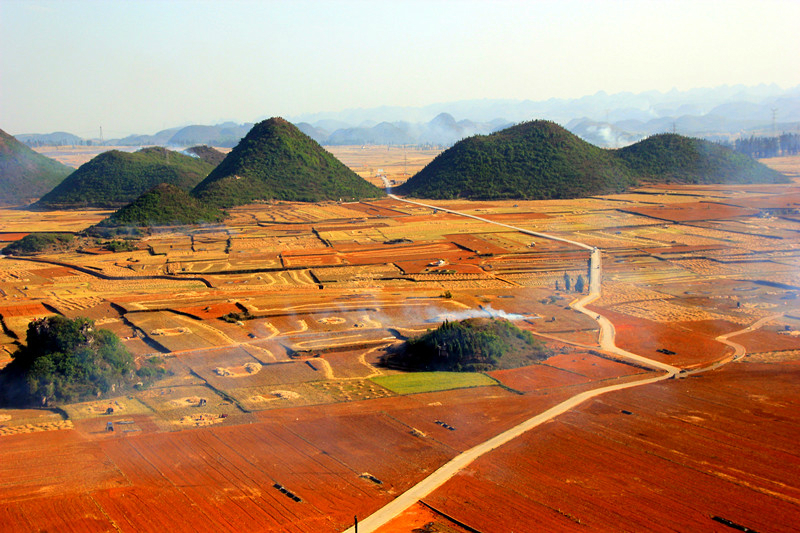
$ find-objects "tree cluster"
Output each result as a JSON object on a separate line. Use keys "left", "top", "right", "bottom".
{"left": 722, "top": 133, "right": 800, "bottom": 159}
{"left": 0, "top": 316, "right": 165, "bottom": 406}
{"left": 385, "top": 317, "right": 552, "bottom": 372}
{"left": 1, "top": 233, "right": 74, "bottom": 255}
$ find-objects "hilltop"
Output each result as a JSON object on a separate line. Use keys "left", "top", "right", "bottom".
{"left": 91, "top": 183, "right": 225, "bottom": 233}
{"left": 398, "top": 121, "right": 788, "bottom": 200}
{"left": 192, "top": 117, "right": 385, "bottom": 207}
{"left": 0, "top": 128, "right": 73, "bottom": 205}
{"left": 397, "top": 120, "right": 636, "bottom": 200}
{"left": 615, "top": 133, "right": 787, "bottom": 184}
{"left": 34, "top": 147, "right": 214, "bottom": 209}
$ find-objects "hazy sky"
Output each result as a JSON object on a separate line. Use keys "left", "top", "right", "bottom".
{"left": 2, "top": 0, "right": 799, "bottom": 136}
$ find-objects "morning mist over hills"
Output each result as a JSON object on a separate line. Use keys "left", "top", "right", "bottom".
{"left": 16, "top": 84, "right": 800, "bottom": 150}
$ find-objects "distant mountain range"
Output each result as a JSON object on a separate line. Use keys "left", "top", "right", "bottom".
{"left": 14, "top": 84, "right": 800, "bottom": 149}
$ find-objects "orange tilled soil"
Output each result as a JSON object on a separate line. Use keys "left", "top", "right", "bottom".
{"left": 587, "top": 305, "right": 734, "bottom": 367}
{"left": 422, "top": 362, "right": 800, "bottom": 533}
{"left": 0, "top": 384, "right": 581, "bottom": 532}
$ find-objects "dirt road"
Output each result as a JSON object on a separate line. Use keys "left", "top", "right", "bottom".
{"left": 343, "top": 196, "right": 680, "bottom": 533}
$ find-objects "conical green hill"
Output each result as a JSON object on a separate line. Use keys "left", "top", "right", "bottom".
{"left": 615, "top": 133, "right": 787, "bottom": 184}
{"left": 397, "top": 120, "right": 635, "bottom": 200}
{"left": 0, "top": 128, "right": 73, "bottom": 205}
{"left": 398, "top": 121, "right": 788, "bottom": 201}
{"left": 191, "top": 117, "right": 385, "bottom": 207}
{"left": 93, "top": 183, "right": 225, "bottom": 229}
{"left": 34, "top": 147, "right": 214, "bottom": 209}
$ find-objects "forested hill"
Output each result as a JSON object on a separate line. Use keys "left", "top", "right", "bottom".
{"left": 398, "top": 121, "right": 788, "bottom": 200}
{"left": 91, "top": 183, "right": 225, "bottom": 231}
{"left": 0, "top": 128, "right": 73, "bottom": 206}
{"left": 191, "top": 117, "right": 385, "bottom": 207}
{"left": 396, "top": 120, "right": 636, "bottom": 200}
{"left": 34, "top": 147, "right": 215, "bottom": 209}
{"left": 615, "top": 134, "right": 787, "bottom": 184}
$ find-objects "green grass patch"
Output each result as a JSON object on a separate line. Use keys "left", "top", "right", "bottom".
{"left": 371, "top": 371, "right": 497, "bottom": 395}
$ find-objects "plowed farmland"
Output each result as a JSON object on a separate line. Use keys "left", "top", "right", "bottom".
{"left": 421, "top": 362, "right": 800, "bottom": 532}
{"left": 1, "top": 154, "right": 799, "bottom": 531}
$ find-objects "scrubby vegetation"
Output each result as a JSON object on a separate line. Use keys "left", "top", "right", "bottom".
{"left": 616, "top": 133, "right": 787, "bottom": 184}
{"left": 90, "top": 183, "right": 225, "bottom": 231}
{"left": 398, "top": 121, "right": 788, "bottom": 200}
{"left": 101, "top": 239, "right": 138, "bottom": 252}
{"left": 34, "top": 147, "right": 214, "bottom": 209}
{"left": 0, "top": 316, "right": 165, "bottom": 406}
{"left": 398, "top": 120, "right": 636, "bottom": 200}
{"left": 384, "top": 317, "right": 552, "bottom": 372}
{"left": 2, "top": 233, "right": 74, "bottom": 256}
{"left": 0, "top": 128, "right": 72, "bottom": 205}
{"left": 192, "top": 117, "right": 385, "bottom": 207}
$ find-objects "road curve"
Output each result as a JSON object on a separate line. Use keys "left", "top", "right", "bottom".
{"left": 342, "top": 195, "right": 680, "bottom": 533}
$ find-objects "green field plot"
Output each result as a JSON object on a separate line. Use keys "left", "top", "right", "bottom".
{"left": 371, "top": 371, "right": 498, "bottom": 395}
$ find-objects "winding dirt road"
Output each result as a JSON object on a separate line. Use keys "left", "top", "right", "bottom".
{"left": 342, "top": 195, "right": 683, "bottom": 532}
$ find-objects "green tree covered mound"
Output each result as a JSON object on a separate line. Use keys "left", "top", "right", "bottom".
{"left": 398, "top": 121, "right": 788, "bottom": 200}
{"left": 192, "top": 117, "right": 385, "bottom": 207}
{"left": 614, "top": 133, "right": 788, "bottom": 184}
{"left": 0, "top": 316, "right": 165, "bottom": 406}
{"left": 34, "top": 147, "right": 214, "bottom": 209}
{"left": 0, "top": 128, "right": 73, "bottom": 205}
{"left": 92, "top": 183, "right": 225, "bottom": 230}
{"left": 1, "top": 233, "right": 74, "bottom": 256}
{"left": 397, "top": 120, "right": 636, "bottom": 200}
{"left": 384, "top": 317, "right": 553, "bottom": 372}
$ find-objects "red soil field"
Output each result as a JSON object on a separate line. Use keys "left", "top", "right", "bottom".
{"left": 445, "top": 233, "right": 508, "bottom": 255}
{"left": 374, "top": 501, "right": 474, "bottom": 533}
{"left": 0, "top": 429, "right": 124, "bottom": 503}
{"left": 679, "top": 318, "right": 742, "bottom": 338}
{"left": 587, "top": 306, "right": 733, "bottom": 367}
{"left": 422, "top": 362, "right": 800, "bottom": 532}
{"left": 543, "top": 351, "right": 649, "bottom": 380}
{"left": 489, "top": 364, "right": 591, "bottom": 391}
{"left": 174, "top": 302, "right": 243, "bottom": 320}
{"left": 0, "top": 302, "right": 50, "bottom": 317}
{"left": 723, "top": 192, "right": 800, "bottom": 210}
{"left": 27, "top": 266, "right": 78, "bottom": 278}
{"left": 621, "top": 201, "right": 759, "bottom": 222}
{"left": 354, "top": 386, "right": 576, "bottom": 452}
{"left": 0, "top": 232, "right": 29, "bottom": 241}
{"left": 1, "top": 494, "right": 114, "bottom": 532}
{"left": 731, "top": 328, "right": 800, "bottom": 353}
{"left": 340, "top": 242, "right": 465, "bottom": 267}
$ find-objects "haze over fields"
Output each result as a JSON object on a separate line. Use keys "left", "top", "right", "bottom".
{"left": 2, "top": 0, "right": 799, "bottom": 141}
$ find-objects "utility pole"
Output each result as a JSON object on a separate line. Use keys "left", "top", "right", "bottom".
{"left": 772, "top": 108, "right": 778, "bottom": 137}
